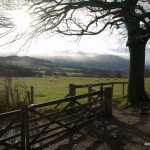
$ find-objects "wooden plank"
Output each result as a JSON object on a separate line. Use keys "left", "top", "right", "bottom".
{"left": 29, "top": 91, "right": 102, "bottom": 109}
{"left": 28, "top": 99, "right": 100, "bottom": 129}
{"left": 0, "top": 133, "right": 21, "bottom": 143}
{"left": 29, "top": 109, "right": 65, "bottom": 131}
{"left": 29, "top": 108, "right": 71, "bottom": 146}
{"left": 0, "top": 116, "right": 18, "bottom": 138}
{"left": 0, "top": 109, "right": 20, "bottom": 118}
{"left": 112, "top": 82, "right": 128, "bottom": 84}
{"left": 74, "top": 82, "right": 128, "bottom": 89}
{"left": 33, "top": 112, "right": 101, "bottom": 149}
{"left": 1, "top": 141, "right": 21, "bottom": 149}
{"left": 72, "top": 98, "right": 95, "bottom": 127}
{"left": 29, "top": 105, "right": 100, "bottom": 134}
{"left": 31, "top": 129, "right": 67, "bottom": 148}
{"left": 29, "top": 110, "right": 101, "bottom": 147}
{"left": 75, "top": 83, "right": 102, "bottom": 88}
{"left": 0, "top": 122, "right": 21, "bottom": 132}
{"left": 32, "top": 119, "right": 75, "bottom": 136}
{"left": 64, "top": 93, "right": 69, "bottom": 98}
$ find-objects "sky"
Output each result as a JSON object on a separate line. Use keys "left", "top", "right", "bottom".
{"left": 0, "top": 5, "right": 131, "bottom": 58}
{"left": 0, "top": 28, "right": 129, "bottom": 58}
{"left": 0, "top": 6, "right": 149, "bottom": 61}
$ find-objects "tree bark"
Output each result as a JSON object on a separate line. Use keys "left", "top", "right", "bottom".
{"left": 128, "top": 41, "right": 147, "bottom": 105}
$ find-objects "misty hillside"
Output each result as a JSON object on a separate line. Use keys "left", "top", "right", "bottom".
{"left": 0, "top": 55, "right": 130, "bottom": 70}
{"left": 45, "top": 54, "right": 130, "bottom": 70}
{"left": 0, "top": 56, "right": 54, "bottom": 69}
{"left": 0, "top": 55, "right": 130, "bottom": 78}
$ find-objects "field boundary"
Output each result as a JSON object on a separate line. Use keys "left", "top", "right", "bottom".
{"left": 67, "top": 82, "right": 128, "bottom": 98}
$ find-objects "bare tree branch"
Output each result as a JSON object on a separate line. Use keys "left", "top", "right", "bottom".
{"left": 0, "top": 0, "right": 149, "bottom": 47}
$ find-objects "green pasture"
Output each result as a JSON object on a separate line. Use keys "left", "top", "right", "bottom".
{"left": 1, "top": 77, "right": 150, "bottom": 104}
{"left": 22, "top": 77, "right": 150, "bottom": 104}
{"left": 23, "top": 77, "right": 124, "bottom": 103}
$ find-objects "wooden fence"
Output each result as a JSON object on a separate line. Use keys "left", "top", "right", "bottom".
{"left": 67, "top": 82, "right": 128, "bottom": 98}
{"left": 0, "top": 86, "right": 112, "bottom": 150}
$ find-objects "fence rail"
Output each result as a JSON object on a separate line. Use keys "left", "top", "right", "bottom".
{"left": 67, "top": 82, "right": 128, "bottom": 98}
{"left": 0, "top": 86, "right": 112, "bottom": 150}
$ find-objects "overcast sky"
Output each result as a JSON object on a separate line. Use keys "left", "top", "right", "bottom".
{"left": 0, "top": 29, "right": 130, "bottom": 57}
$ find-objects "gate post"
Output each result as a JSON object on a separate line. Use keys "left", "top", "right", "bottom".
{"left": 88, "top": 84, "right": 92, "bottom": 102}
{"left": 103, "top": 86, "right": 113, "bottom": 117}
{"left": 111, "top": 82, "right": 114, "bottom": 96}
{"left": 21, "top": 106, "right": 29, "bottom": 150}
{"left": 30, "top": 86, "right": 34, "bottom": 104}
{"left": 69, "top": 84, "right": 76, "bottom": 97}
{"left": 69, "top": 84, "right": 76, "bottom": 107}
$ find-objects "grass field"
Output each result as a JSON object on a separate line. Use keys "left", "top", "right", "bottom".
{"left": 1, "top": 77, "right": 150, "bottom": 105}
{"left": 21, "top": 77, "right": 150, "bottom": 104}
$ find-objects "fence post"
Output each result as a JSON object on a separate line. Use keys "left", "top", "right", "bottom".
{"left": 103, "top": 86, "right": 112, "bottom": 117}
{"left": 69, "top": 84, "right": 76, "bottom": 96}
{"left": 88, "top": 84, "right": 92, "bottom": 102}
{"left": 111, "top": 82, "right": 114, "bottom": 96}
{"left": 27, "top": 91, "right": 30, "bottom": 105}
{"left": 100, "top": 84, "right": 104, "bottom": 113}
{"left": 21, "top": 106, "right": 29, "bottom": 150}
{"left": 69, "top": 84, "right": 76, "bottom": 107}
{"left": 122, "top": 83, "right": 125, "bottom": 96}
{"left": 30, "top": 86, "right": 34, "bottom": 104}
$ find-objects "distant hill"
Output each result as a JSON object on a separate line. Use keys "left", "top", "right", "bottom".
{"left": 0, "top": 56, "right": 57, "bottom": 77}
{"left": 1, "top": 55, "right": 149, "bottom": 78}
{"left": 0, "top": 54, "right": 131, "bottom": 70}
{"left": 0, "top": 56, "right": 54, "bottom": 69}
{"left": 45, "top": 54, "right": 130, "bottom": 70}
{"left": 0, "top": 55, "right": 130, "bottom": 77}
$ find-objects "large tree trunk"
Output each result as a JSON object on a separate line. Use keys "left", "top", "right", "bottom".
{"left": 128, "top": 42, "right": 147, "bottom": 105}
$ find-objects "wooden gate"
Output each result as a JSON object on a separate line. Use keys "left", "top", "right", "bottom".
{"left": 0, "top": 87, "right": 112, "bottom": 149}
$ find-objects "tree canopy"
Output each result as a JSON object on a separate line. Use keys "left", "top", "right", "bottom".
{"left": 33, "top": 0, "right": 149, "bottom": 36}
{"left": 0, "top": 0, "right": 150, "bottom": 43}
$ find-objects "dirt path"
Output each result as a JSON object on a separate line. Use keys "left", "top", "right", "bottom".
{"left": 49, "top": 108, "right": 150, "bottom": 150}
